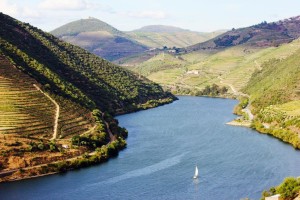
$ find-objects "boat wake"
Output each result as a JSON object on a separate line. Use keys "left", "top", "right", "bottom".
{"left": 89, "top": 153, "right": 186, "bottom": 187}
{"left": 106, "top": 153, "right": 186, "bottom": 184}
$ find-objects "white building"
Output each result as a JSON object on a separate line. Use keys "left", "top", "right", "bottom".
{"left": 265, "top": 194, "right": 282, "bottom": 200}
{"left": 186, "top": 70, "right": 199, "bottom": 75}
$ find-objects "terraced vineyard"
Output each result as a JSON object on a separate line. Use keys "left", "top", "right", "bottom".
{"left": 128, "top": 39, "right": 300, "bottom": 96}
{"left": 0, "top": 55, "right": 94, "bottom": 139}
{"left": 0, "top": 56, "right": 55, "bottom": 137}
{"left": 57, "top": 98, "right": 94, "bottom": 139}
{"left": 0, "top": 13, "right": 174, "bottom": 181}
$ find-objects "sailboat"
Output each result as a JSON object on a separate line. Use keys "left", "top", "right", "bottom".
{"left": 193, "top": 165, "right": 199, "bottom": 179}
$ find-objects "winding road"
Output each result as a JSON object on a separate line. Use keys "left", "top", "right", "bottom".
{"left": 33, "top": 84, "right": 60, "bottom": 140}
{"left": 101, "top": 112, "right": 115, "bottom": 141}
{"left": 218, "top": 77, "right": 254, "bottom": 121}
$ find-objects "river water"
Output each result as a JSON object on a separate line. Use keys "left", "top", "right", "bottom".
{"left": 1, "top": 96, "right": 300, "bottom": 200}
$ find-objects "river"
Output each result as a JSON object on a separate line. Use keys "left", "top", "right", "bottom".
{"left": 1, "top": 96, "right": 300, "bottom": 199}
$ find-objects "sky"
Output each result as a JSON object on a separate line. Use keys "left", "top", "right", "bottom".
{"left": 1, "top": 0, "right": 300, "bottom": 32}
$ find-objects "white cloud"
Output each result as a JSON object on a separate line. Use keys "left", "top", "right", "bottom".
{"left": 0, "top": 0, "right": 18, "bottom": 16}
{"left": 85, "top": 2, "right": 113, "bottom": 12}
{"left": 39, "top": 0, "right": 88, "bottom": 10}
{"left": 22, "top": 7, "right": 40, "bottom": 18}
{"left": 126, "top": 10, "right": 167, "bottom": 19}
{"left": 38, "top": 0, "right": 112, "bottom": 12}
{"left": 0, "top": 0, "right": 40, "bottom": 19}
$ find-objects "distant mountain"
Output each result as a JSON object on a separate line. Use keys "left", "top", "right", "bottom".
{"left": 184, "top": 16, "right": 300, "bottom": 52}
{"left": 128, "top": 25, "right": 225, "bottom": 48}
{"left": 133, "top": 25, "right": 190, "bottom": 33}
{"left": 51, "top": 17, "right": 148, "bottom": 61}
{"left": 0, "top": 13, "right": 175, "bottom": 181}
{"left": 51, "top": 17, "right": 124, "bottom": 37}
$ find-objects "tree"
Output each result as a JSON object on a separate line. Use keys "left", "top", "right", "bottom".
{"left": 276, "top": 177, "right": 300, "bottom": 199}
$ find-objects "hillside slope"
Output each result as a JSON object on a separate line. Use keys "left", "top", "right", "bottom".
{"left": 0, "top": 13, "right": 175, "bottom": 181}
{"left": 51, "top": 17, "right": 148, "bottom": 61}
{"left": 128, "top": 38, "right": 300, "bottom": 95}
{"left": 184, "top": 16, "right": 300, "bottom": 52}
{"left": 133, "top": 25, "right": 191, "bottom": 33}
{"left": 122, "top": 16, "right": 300, "bottom": 96}
{"left": 243, "top": 48, "right": 300, "bottom": 149}
{"left": 128, "top": 25, "right": 224, "bottom": 48}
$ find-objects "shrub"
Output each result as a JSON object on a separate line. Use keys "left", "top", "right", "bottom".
{"left": 262, "top": 177, "right": 300, "bottom": 200}
{"left": 276, "top": 177, "right": 300, "bottom": 199}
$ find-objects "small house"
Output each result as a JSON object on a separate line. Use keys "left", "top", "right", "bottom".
{"left": 186, "top": 70, "right": 199, "bottom": 75}
{"left": 265, "top": 194, "right": 282, "bottom": 200}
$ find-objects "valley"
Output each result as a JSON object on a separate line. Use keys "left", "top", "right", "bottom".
{"left": 0, "top": 2, "right": 300, "bottom": 199}
{"left": 0, "top": 12, "right": 175, "bottom": 182}
{"left": 124, "top": 39, "right": 300, "bottom": 96}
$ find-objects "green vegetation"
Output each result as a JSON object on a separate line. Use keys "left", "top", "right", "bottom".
{"left": 0, "top": 13, "right": 175, "bottom": 115}
{"left": 0, "top": 12, "right": 175, "bottom": 181}
{"left": 233, "top": 97, "right": 249, "bottom": 115}
{"left": 0, "top": 55, "right": 95, "bottom": 138}
{"left": 243, "top": 57, "right": 300, "bottom": 114}
{"left": 195, "top": 84, "right": 228, "bottom": 97}
{"left": 121, "top": 38, "right": 296, "bottom": 96}
{"left": 122, "top": 17, "right": 300, "bottom": 97}
{"left": 262, "top": 177, "right": 300, "bottom": 200}
{"left": 38, "top": 137, "right": 127, "bottom": 174}
{"left": 243, "top": 47, "right": 300, "bottom": 149}
{"left": 71, "top": 133, "right": 107, "bottom": 149}
{"left": 133, "top": 53, "right": 186, "bottom": 76}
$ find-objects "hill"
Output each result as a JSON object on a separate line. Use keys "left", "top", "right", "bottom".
{"left": 123, "top": 15, "right": 300, "bottom": 96}
{"left": 51, "top": 17, "right": 148, "bottom": 61}
{"left": 51, "top": 17, "right": 124, "bottom": 37}
{"left": 133, "top": 25, "right": 191, "bottom": 33}
{"left": 132, "top": 53, "right": 187, "bottom": 76}
{"left": 242, "top": 47, "right": 300, "bottom": 149}
{"left": 184, "top": 16, "right": 300, "bottom": 52}
{"left": 0, "top": 12, "right": 175, "bottom": 181}
{"left": 126, "top": 38, "right": 300, "bottom": 96}
{"left": 128, "top": 25, "right": 224, "bottom": 48}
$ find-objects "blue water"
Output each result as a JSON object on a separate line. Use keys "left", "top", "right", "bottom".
{"left": 1, "top": 96, "right": 300, "bottom": 200}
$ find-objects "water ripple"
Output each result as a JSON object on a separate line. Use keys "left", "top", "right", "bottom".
{"left": 94, "top": 153, "right": 186, "bottom": 186}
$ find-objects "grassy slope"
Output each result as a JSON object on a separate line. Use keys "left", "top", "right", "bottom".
{"left": 127, "top": 31, "right": 223, "bottom": 48}
{"left": 122, "top": 16, "right": 300, "bottom": 95}
{"left": 243, "top": 48, "right": 300, "bottom": 148}
{"left": 0, "top": 13, "right": 175, "bottom": 181}
{"left": 131, "top": 39, "right": 300, "bottom": 95}
{"left": 243, "top": 51, "right": 300, "bottom": 111}
{"left": 132, "top": 53, "right": 187, "bottom": 76}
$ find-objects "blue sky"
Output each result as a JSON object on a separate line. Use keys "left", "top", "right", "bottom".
{"left": 1, "top": 0, "right": 300, "bottom": 32}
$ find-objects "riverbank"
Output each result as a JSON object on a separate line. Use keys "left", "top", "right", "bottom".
{"left": 226, "top": 120, "right": 251, "bottom": 127}
{"left": 0, "top": 137, "right": 127, "bottom": 183}
{"left": 2, "top": 96, "right": 299, "bottom": 199}
{"left": 228, "top": 96, "right": 300, "bottom": 150}
{"left": 0, "top": 97, "right": 176, "bottom": 183}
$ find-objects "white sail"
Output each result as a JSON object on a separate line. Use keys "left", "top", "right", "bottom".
{"left": 193, "top": 166, "right": 199, "bottom": 179}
